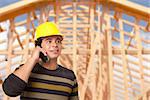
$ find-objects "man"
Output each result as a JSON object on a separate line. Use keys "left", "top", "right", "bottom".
{"left": 2, "top": 22, "right": 79, "bottom": 100}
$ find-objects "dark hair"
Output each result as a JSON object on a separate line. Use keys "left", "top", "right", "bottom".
{"left": 35, "top": 38, "right": 43, "bottom": 47}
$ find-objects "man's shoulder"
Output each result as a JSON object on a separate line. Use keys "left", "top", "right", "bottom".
{"left": 58, "top": 65, "right": 74, "bottom": 73}
{"left": 58, "top": 65, "right": 76, "bottom": 79}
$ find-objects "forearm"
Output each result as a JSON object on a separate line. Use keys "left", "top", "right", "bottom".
{"left": 2, "top": 57, "right": 37, "bottom": 97}
{"left": 2, "top": 46, "right": 41, "bottom": 97}
{"left": 2, "top": 73, "right": 27, "bottom": 97}
{"left": 14, "top": 57, "right": 37, "bottom": 83}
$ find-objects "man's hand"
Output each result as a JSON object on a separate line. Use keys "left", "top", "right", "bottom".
{"left": 31, "top": 46, "right": 47, "bottom": 63}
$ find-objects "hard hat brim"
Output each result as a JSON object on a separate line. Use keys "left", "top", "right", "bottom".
{"left": 35, "top": 33, "right": 63, "bottom": 40}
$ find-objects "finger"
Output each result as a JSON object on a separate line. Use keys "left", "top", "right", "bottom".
{"left": 38, "top": 47, "right": 47, "bottom": 56}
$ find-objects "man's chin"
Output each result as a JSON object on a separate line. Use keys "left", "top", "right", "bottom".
{"left": 48, "top": 56, "right": 58, "bottom": 60}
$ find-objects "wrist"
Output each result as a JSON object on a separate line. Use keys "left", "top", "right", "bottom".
{"left": 28, "top": 57, "right": 38, "bottom": 65}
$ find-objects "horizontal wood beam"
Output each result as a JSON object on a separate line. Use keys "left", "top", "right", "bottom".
{"left": 108, "top": 0, "right": 150, "bottom": 21}
{"left": 0, "top": 0, "right": 149, "bottom": 22}
{"left": 0, "top": 0, "right": 54, "bottom": 22}
{"left": 0, "top": 49, "right": 149, "bottom": 55}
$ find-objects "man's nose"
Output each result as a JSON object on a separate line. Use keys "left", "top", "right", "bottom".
{"left": 51, "top": 41, "right": 57, "bottom": 47}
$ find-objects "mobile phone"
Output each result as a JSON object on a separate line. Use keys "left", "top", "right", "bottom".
{"left": 35, "top": 39, "right": 49, "bottom": 63}
{"left": 39, "top": 52, "right": 49, "bottom": 63}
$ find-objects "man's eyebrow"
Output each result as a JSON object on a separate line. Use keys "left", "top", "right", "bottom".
{"left": 56, "top": 37, "right": 62, "bottom": 40}
{"left": 45, "top": 38, "right": 52, "bottom": 40}
{"left": 45, "top": 37, "right": 61, "bottom": 41}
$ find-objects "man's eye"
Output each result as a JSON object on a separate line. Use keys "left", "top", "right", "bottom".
{"left": 48, "top": 40, "right": 52, "bottom": 43}
{"left": 56, "top": 40, "right": 61, "bottom": 44}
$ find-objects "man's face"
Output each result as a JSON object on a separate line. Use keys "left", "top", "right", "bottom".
{"left": 41, "top": 35, "right": 63, "bottom": 59}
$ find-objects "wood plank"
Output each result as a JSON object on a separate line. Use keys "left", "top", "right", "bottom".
{"left": 118, "top": 12, "right": 129, "bottom": 99}
{"left": 135, "top": 19, "right": 145, "bottom": 94}
{"left": 81, "top": 3, "right": 95, "bottom": 100}
{"left": 72, "top": 2, "right": 77, "bottom": 77}
{"left": 0, "top": 0, "right": 55, "bottom": 22}
{"left": 109, "top": 15, "right": 147, "bottom": 30}
{"left": 105, "top": 5, "right": 114, "bottom": 100}
{"left": 97, "top": 4, "right": 103, "bottom": 100}
{"left": 108, "top": 0, "right": 150, "bottom": 20}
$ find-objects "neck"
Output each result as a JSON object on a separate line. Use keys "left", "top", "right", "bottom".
{"left": 42, "top": 58, "right": 58, "bottom": 70}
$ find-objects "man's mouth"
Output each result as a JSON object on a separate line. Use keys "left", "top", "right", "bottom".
{"left": 49, "top": 50, "right": 59, "bottom": 53}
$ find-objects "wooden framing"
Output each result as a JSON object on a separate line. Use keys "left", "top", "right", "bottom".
{"left": 0, "top": 0, "right": 149, "bottom": 100}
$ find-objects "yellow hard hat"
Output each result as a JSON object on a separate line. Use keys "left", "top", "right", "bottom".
{"left": 35, "top": 22, "right": 63, "bottom": 40}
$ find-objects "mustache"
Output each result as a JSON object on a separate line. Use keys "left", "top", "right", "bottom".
{"left": 49, "top": 49, "right": 59, "bottom": 51}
